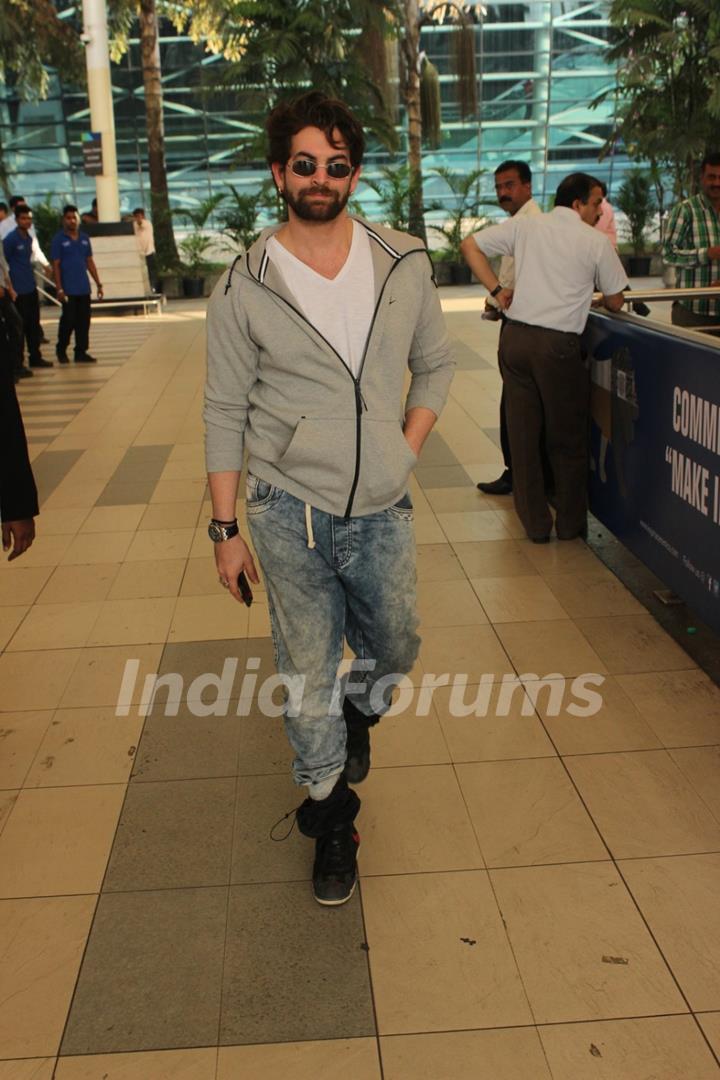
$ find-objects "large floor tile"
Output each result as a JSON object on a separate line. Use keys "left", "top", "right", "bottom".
{"left": 539, "top": 1015, "right": 720, "bottom": 1079}
{"left": 574, "top": 615, "right": 696, "bottom": 674}
{"left": 24, "top": 707, "right": 143, "bottom": 787}
{"left": 220, "top": 882, "right": 375, "bottom": 1044}
{"left": 491, "top": 862, "right": 687, "bottom": 1023}
{"left": 358, "top": 765, "right": 482, "bottom": 875}
{"left": 566, "top": 750, "right": 720, "bottom": 858}
{"left": 6, "top": 601, "right": 101, "bottom": 652}
{"left": 0, "top": 534, "right": 72, "bottom": 569}
{"left": 168, "top": 595, "right": 250, "bottom": 642}
{"left": 0, "top": 711, "right": 54, "bottom": 788}
{"left": 37, "top": 563, "right": 119, "bottom": 604}
{"left": 457, "top": 758, "right": 607, "bottom": 867}
{"left": 0, "top": 792, "right": 18, "bottom": 839}
{"left": 416, "top": 579, "right": 488, "bottom": 627}
{"left": 543, "top": 569, "right": 645, "bottom": 618}
{"left": 521, "top": 538, "right": 606, "bottom": 575}
{"left": 0, "top": 895, "right": 95, "bottom": 1058}
{"left": 231, "top": 772, "right": 310, "bottom": 884}
{"left": 0, "top": 1061, "right": 56, "bottom": 1079}
{"left": 620, "top": 854, "right": 720, "bottom": 1011}
{"left": 380, "top": 1029, "right": 552, "bottom": 1080}
{"left": 236, "top": 713, "right": 297, "bottom": 775}
{"left": 132, "top": 708, "right": 240, "bottom": 782}
{"left": 60, "top": 532, "right": 135, "bottom": 566}
{"left": 61, "top": 888, "right": 226, "bottom": 1055}
{"left": 529, "top": 674, "right": 662, "bottom": 755}
{"left": 0, "top": 605, "right": 29, "bottom": 650}
{"left": 218, "top": 1040, "right": 380, "bottom": 1080}
{"left": 453, "top": 540, "right": 542, "bottom": 579}
{"left": 104, "top": 776, "right": 235, "bottom": 891}
{"left": 108, "top": 558, "right": 186, "bottom": 600}
{"left": 433, "top": 680, "right": 555, "bottom": 762}
{"left": 670, "top": 746, "right": 720, "bottom": 821}
{"left": 495, "top": 620, "right": 607, "bottom": 679}
{"left": 697, "top": 1013, "right": 720, "bottom": 1057}
{"left": 81, "top": 505, "right": 146, "bottom": 533}
{"left": 60, "top": 645, "right": 163, "bottom": 708}
{"left": 87, "top": 597, "right": 176, "bottom": 646}
{"left": 470, "top": 575, "right": 568, "bottom": 622}
{"left": 0, "top": 565, "right": 52, "bottom": 606}
{"left": 55, "top": 1048, "right": 216, "bottom": 1079}
{"left": 415, "top": 543, "right": 468, "bottom": 584}
{"left": 437, "top": 510, "right": 511, "bottom": 542}
{"left": 370, "top": 697, "right": 451, "bottom": 769}
{"left": 138, "top": 501, "right": 202, "bottom": 531}
{"left": 124, "top": 528, "right": 194, "bottom": 562}
{"left": 0, "top": 649, "right": 80, "bottom": 711}
{"left": 0, "top": 784, "right": 125, "bottom": 898}
{"left": 362, "top": 871, "right": 532, "bottom": 1033}
{"left": 419, "top": 625, "right": 515, "bottom": 682}
{"left": 617, "top": 670, "right": 720, "bottom": 747}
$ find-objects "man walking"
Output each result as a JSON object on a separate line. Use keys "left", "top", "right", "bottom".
{"left": 461, "top": 159, "right": 542, "bottom": 496}
{"left": 205, "top": 91, "right": 453, "bottom": 906}
{"left": 132, "top": 207, "right": 159, "bottom": 292}
{"left": 462, "top": 172, "right": 627, "bottom": 542}
{"left": 3, "top": 206, "right": 52, "bottom": 370}
{"left": 51, "top": 205, "right": 103, "bottom": 364}
{"left": 1, "top": 285, "right": 39, "bottom": 561}
{"left": 663, "top": 152, "right": 720, "bottom": 334}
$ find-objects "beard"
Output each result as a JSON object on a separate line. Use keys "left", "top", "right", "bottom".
{"left": 282, "top": 183, "right": 351, "bottom": 222}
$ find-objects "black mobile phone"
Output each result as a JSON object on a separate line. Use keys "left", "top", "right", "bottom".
{"left": 237, "top": 571, "right": 254, "bottom": 607}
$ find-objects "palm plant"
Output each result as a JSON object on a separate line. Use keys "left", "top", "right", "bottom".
{"left": 430, "top": 167, "right": 485, "bottom": 262}
{"left": 616, "top": 170, "right": 656, "bottom": 256}
{"left": 358, "top": 164, "right": 425, "bottom": 234}
{"left": 220, "top": 182, "right": 279, "bottom": 253}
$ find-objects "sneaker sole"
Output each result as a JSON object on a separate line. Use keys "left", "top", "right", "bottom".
{"left": 313, "top": 876, "right": 358, "bottom": 906}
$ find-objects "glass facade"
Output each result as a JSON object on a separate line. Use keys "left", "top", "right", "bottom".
{"left": 0, "top": 0, "right": 624, "bottom": 227}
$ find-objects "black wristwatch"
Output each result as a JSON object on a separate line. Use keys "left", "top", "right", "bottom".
{"left": 208, "top": 518, "right": 239, "bottom": 542}
{"left": 490, "top": 283, "right": 503, "bottom": 297}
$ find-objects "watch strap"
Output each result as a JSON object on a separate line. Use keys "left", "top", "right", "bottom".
{"left": 490, "top": 283, "right": 503, "bottom": 297}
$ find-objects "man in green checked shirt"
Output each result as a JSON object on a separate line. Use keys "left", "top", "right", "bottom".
{"left": 663, "top": 152, "right": 720, "bottom": 334}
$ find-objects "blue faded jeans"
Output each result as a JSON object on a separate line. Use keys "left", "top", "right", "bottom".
{"left": 246, "top": 474, "right": 420, "bottom": 793}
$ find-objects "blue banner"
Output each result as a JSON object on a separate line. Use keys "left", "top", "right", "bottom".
{"left": 585, "top": 312, "right": 720, "bottom": 633}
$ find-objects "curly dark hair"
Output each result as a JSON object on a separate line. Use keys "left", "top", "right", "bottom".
{"left": 266, "top": 91, "right": 365, "bottom": 170}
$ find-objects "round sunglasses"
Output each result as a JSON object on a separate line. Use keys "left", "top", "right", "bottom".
{"left": 290, "top": 159, "right": 353, "bottom": 179}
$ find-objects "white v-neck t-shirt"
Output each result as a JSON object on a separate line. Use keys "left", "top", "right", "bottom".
{"left": 266, "top": 220, "right": 375, "bottom": 377}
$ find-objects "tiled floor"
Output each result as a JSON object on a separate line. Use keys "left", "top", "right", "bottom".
{"left": 1, "top": 296, "right": 720, "bottom": 1079}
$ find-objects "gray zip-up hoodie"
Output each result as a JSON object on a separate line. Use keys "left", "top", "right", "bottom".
{"left": 204, "top": 216, "right": 454, "bottom": 518}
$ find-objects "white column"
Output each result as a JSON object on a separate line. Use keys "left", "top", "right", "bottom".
{"left": 82, "top": 0, "right": 120, "bottom": 221}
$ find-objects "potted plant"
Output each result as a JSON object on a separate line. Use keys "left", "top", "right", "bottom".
{"left": 174, "top": 193, "right": 226, "bottom": 296}
{"left": 219, "top": 181, "right": 278, "bottom": 253}
{"left": 429, "top": 167, "right": 485, "bottom": 283}
{"left": 358, "top": 163, "right": 427, "bottom": 237}
{"left": 615, "top": 169, "right": 657, "bottom": 276}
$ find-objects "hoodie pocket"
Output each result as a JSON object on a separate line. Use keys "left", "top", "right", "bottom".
{"left": 360, "top": 418, "right": 417, "bottom": 505}
{"left": 277, "top": 417, "right": 356, "bottom": 506}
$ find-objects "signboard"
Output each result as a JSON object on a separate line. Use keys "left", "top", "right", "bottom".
{"left": 83, "top": 131, "right": 103, "bottom": 177}
{"left": 585, "top": 312, "right": 720, "bottom": 633}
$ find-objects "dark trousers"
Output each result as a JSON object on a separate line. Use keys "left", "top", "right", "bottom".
{"left": 58, "top": 295, "right": 91, "bottom": 357}
{"left": 0, "top": 293, "right": 24, "bottom": 372}
{"left": 498, "top": 318, "right": 554, "bottom": 491}
{"left": 145, "top": 253, "right": 159, "bottom": 292}
{"left": 14, "top": 290, "right": 42, "bottom": 363}
{"left": 500, "top": 320, "right": 589, "bottom": 540}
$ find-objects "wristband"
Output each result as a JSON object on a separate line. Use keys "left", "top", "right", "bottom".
{"left": 490, "top": 283, "right": 503, "bottom": 298}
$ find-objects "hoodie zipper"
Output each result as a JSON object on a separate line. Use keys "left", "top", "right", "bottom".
{"left": 242, "top": 244, "right": 431, "bottom": 520}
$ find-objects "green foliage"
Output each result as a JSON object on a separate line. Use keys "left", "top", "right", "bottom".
{"left": 596, "top": 0, "right": 720, "bottom": 197}
{"left": 219, "top": 181, "right": 279, "bottom": 252}
{"left": 30, "top": 194, "right": 62, "bottom": 254}
{"left": 358, "top": 164, "right": 426, "bottom": 234}
{"left": 173, "top": 192, "right": 226, "bottom": 231}
{"left": 0, "top": 0, "right": 85, "bottom": 101}
{"left": 615, "top": 169, "right": 657, "bottom": 255}
{"left": 178, "top": 233, "right": 214, "bottom": 277}
{"left": 430, "top": 167, "right": 486, "bottom": 261}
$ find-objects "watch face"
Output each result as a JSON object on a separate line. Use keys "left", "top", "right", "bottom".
{"left": 208, "top": 523, "right": 223, "bottom": 542}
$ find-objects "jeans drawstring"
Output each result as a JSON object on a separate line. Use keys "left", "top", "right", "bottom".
{"left": 305, "top": 503, "right": 316, "bottom": 549}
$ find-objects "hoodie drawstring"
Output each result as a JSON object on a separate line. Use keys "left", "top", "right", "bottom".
{"left": 305, "top": 503, "right": 316, "bottom": 550}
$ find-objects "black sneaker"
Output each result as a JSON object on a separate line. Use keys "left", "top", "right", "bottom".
{"left": 477, "top": 469, "right": 512, "bottom": 495}
{"left": 75, "top": 352, "right": 97, "bottom": 363}
{"left": 56, "top": 350, "right": 69, "bottom": 364}
{"left": 29, "top": 357, "right": 53, "bottom": 368}
{"left": 14, "top": 367, "right": 33, "bottom": 380}
{"left": 343, "top": 698, "right": 379, "bottom": 784}
{"left": 313, "top": 820, "right": 360, "bottom": 906}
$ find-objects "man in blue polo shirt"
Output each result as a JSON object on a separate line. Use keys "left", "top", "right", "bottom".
{"left": 3, "top": 205, "right": 52, "bottom": 370}
{"left": 51, "top": 205, "right": 104, "bottom": 364}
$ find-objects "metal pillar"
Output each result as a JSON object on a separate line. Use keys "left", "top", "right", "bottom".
{"left": 82, "top": 0, "right": 120, "bottom": 220}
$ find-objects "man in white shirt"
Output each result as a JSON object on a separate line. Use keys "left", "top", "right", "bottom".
{"left": 462, "top": 159, "right": 544, "bottom": 496}
{"left": 462, "top": 171, "right": 627, "bottom": 542}
{"left": 132, "top": 207, "right": 158, "bottom": 292}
